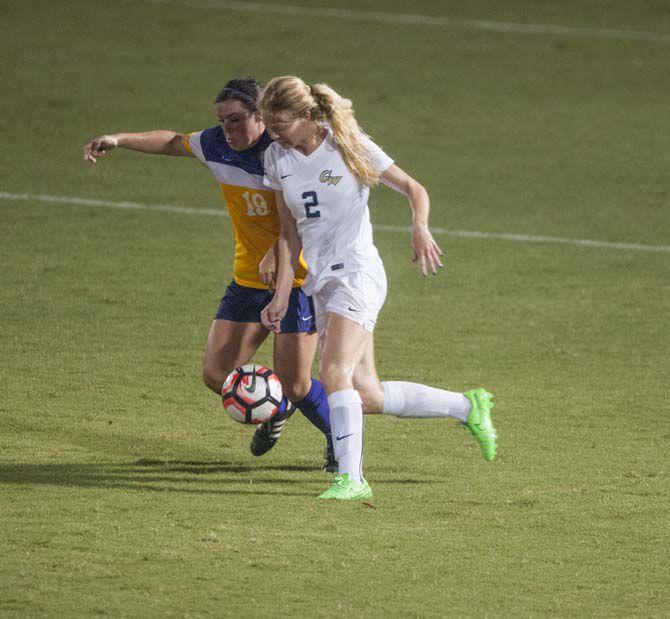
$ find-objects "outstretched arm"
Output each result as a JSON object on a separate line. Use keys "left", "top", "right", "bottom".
{"left": 83, "top": 130, "right": 192, "bottom": 163}
{"left": 261, "top": 192, "right": 301, "bottom": 333}
{"left": 380, "top": 164, "right": 444, "bottom": 276}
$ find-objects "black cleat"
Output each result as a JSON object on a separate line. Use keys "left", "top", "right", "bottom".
{"left": 249, "top": 404, "right": 295, "bottom": 457}
{"left": 322, "top": 443, "right": 338, "bottom": 473}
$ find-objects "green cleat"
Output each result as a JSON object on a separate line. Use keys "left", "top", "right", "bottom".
{"left": 316, "top": 474, "right": 372, "bottom": 500}
{"left": 463, "top": 388, "right": 497, "bottom": 461}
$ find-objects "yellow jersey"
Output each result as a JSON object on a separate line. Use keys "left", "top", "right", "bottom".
{"left": 184, "top": 127, "right": 307, "bottom": 289}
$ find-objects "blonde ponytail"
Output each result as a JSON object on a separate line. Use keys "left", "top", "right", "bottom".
{"left": 309, "top": 83, "right": 379, "bottom": 187}
{"left": 258, "top": 76, "right": 379, "bottom": 187}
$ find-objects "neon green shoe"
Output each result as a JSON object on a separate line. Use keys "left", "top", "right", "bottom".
{"left": 463, "top": 388, "right": 497, "bottom": 461}
{"left": 316, "top": 474, "right": 372, "bottom": 500}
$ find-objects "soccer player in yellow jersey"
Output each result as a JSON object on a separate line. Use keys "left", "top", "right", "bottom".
{"left": 83, "top": 78, "right": 335, "bottom": 470}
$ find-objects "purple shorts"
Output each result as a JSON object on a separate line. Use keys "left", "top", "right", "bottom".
{"left": 215, "top": 281, "right": 315, "bottom": 333}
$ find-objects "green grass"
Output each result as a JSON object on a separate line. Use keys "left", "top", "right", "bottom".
{"left": 2, "top": 0, "right": 669, "bottom": 616}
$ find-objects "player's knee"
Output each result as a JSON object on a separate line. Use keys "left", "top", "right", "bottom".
{"left": 202, "top": 369, "right": 223, "bottom": 395}
{"left": 319, "top": 361, "right": 354, "bottom": 394}
{"left": 275, "top": 373, "right": 311, "bottom": 403}
{"left": 355, "top": 379, "right": 384, "bottom": 413}
{"left": 202, "top": 362, "right": 229, "bottom": 395}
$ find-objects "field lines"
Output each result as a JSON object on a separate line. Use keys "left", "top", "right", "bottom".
{"left": 0, "top": 191, "right": 224, "bottom": 218}
{"left": 3, "top": 190, "right": 669, "bottom": 254}
{"left": 143, "top": 0, "right": 670, "bottom": 45}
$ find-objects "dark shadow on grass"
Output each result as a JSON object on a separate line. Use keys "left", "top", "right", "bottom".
{"left": 133, "top": 458, "right": 317, "bottom": 473}
{"left": 0, "top": 460, "right": 320, "bottom": 497}
{"left": 0, "top": 460, "right": 444, "bottom": 496}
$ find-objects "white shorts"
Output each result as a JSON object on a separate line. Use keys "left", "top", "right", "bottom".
{"left": 313, "top": 268, "right": 387, "bottom": 336}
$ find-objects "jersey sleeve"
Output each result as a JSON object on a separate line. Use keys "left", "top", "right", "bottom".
{"left": 183, "top": 131, "right": 206, "bottom": 164}
{"left": 361, "top": 134, "right": 394, "bottom": 174}
{"left": 262, "top": 143, "right": 282, "bottom": 190}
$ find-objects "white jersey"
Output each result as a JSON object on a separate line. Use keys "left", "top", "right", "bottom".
{"left": 263, "top": 129, "right": 393, "bottom": 295}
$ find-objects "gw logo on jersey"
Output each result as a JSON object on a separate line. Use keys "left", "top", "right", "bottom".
{"left": 319, "top": 170, "right": 343, "bottom": 186}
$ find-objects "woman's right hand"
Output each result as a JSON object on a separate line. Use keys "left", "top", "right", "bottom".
{"left": 261, "top": 295, "right": 290, "bottom": 333}
{"left": 83, "top": 135, "right": 119, "bottom": 163}
{"left": 258, "top": 244, "right": 278, "bottom": 289}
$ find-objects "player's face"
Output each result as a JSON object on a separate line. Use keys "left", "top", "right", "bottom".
{"left": 215, "top": 100, "right": 265, "bottom": 151}
{"left": 263, "top": 114, "right": 309, "bottom": 149}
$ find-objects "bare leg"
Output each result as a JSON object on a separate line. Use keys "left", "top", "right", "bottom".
{"left": 318, "top": 313, "right": 370, "bottom": 394}
{"left": 353, "top": 337, "right": 384, "bottom": 414}
{"left": 272, "top": 331, "right": 318, "bottom": 402}
{"left": 202, "top": 319, "right": 270, "bottom": 394}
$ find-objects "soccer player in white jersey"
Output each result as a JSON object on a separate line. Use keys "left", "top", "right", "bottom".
{"left": 258, "top": 76, "right": 498, "bottom": 501}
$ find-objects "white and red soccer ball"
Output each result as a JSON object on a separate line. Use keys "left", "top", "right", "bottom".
{"left": 221, "top": 364, "right": 283, "bottom": 424}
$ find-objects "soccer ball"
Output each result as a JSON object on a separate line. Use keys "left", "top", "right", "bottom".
{"left": 221, "top": 364, "right": 283, "bottom": 424}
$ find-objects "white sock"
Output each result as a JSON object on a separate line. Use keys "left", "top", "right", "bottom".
{"left": 327, "top": 388, "right": 364, "bottom": 483}
{"left": 381, "top": 381, "right": 471, "bottom": 422}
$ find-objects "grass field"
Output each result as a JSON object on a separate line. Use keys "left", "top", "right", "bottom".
{"left": 2, "top": 0, "right": 669, "bottom": 616}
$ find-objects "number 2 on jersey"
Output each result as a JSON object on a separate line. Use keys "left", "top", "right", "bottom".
{"left": 302, "top": 191, "right": 320, "bottom": 218}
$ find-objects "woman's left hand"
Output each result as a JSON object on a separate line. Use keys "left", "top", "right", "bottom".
{"left": 412, "top": 223, "right": 444, "bottom": 276}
